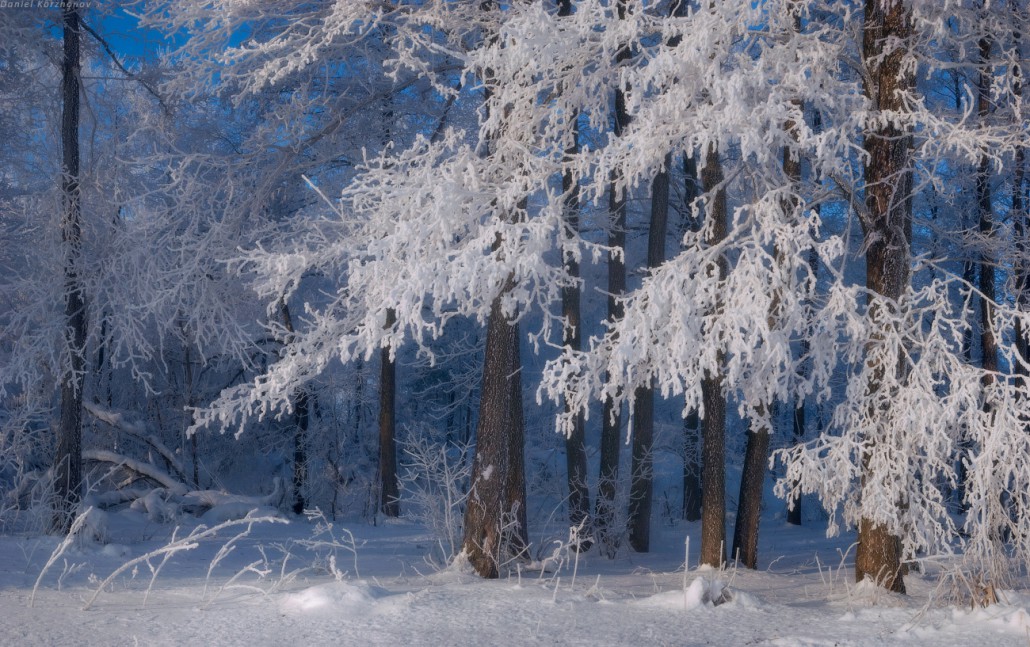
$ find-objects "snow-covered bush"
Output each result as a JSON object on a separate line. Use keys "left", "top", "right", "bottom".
{"left": 398, "top": 430, "right": 472, "bottom": 565}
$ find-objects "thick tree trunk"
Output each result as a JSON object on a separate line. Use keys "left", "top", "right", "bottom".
{"left": 855, "top": 0, "right": 913, "bottom": 594}
{"left": 596, "top": 1, "right": 631, "bottom": 556}
{"left": 732, "top": 422, "right": 769, "bottom": 568}
{"left": 699, "top": 144, "right": 727, "bottom": 568}
{"left": 53, "top": 5, "right": 85, "bottom": 535}
{"left": 378, "top": 308, "right": 400, "bottom": 517}
{"left": 462, "top": 286, "right": 528, "bottom": 578}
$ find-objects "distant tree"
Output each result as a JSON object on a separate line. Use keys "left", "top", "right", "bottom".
{"left": 53, "top": 4, "right": 86, "bottom": 534}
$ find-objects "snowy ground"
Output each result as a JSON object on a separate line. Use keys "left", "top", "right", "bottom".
{"left": 2, "top": 509, "right": 1029, "bottom": 647}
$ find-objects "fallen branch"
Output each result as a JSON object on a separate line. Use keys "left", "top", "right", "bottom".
{"left": 84, "top": 402, "right": 190, "bottom": 485}
{"left": 83, "top": 449, "right": 188, "bottom": 496}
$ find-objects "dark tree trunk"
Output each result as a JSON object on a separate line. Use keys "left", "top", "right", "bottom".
{"left": 976, "top": 34, "right": 998, "bottom": 380}
{"left": 1014, "top": 29, "right": 1029, "bottom": 383}
{"left": 462, "top": 285, "right": 528, "bottom": 578}
{"left": 378, "top": 309, "right": 400, "bottom": 517}
{"left": 628, "top": 154, "right": 671, "bottom": 552}
{"left": 681, "top": 153, "right": 703, "bottom": 523}
{"left": 786, "top": 403, "right": 804, "bottom": 526}
{"left": 53, "top": 5, "right": 85, "bottom": 535}
{"left": 699, "top": 144, "right": 727, "bottom": 568}
{"left": 595, "top": 0, "right": 631, "bottom": 556}
{"left": 854, "top": 0, "right": 913, "bottom": 594}
{"left": 557, "top": 0, "right": 591, "bottom": 543}
{"left": 732, "top": 421, "right": 770, "bottom": 568}
{"left": 682, "top": 410, "right": 702, "bottom": 521}
{"left": 183, "top": 338, "right": 200, "bottom": 488}
{"left": 628, "top": 381, "right": 653, "bottom": 552}
{"left": 279, "top": 301, "right": 310, "bottom": 515}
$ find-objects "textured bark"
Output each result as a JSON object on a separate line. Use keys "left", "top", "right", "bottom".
{"left": 699, "top": 144, "right": 727, "bottom": 568}
{"left": 378, "top": 308, "right": 400, "bottom": 517}
{"left": 595, "top": 0, "right": 632, "bottom": 555}
{"left": 53, "top": 6, "right": 85, "bottom": 535}
{"left": 462, "top": 287, "right": 528, "bottom": 578}
{"left": 855, "top": 0, "right": 913, "bottom": 594}
{"left": 976, "top": 34, "right": 999, "bottom": 380}
{"left": 732, "top": 424, "right": 769, "bottom": 568}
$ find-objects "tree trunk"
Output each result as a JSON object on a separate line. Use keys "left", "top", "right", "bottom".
{"left": 699, "top": 143, "right": 727, "bottom": 568}
{"left": 682, "top": 410, "right": 702, "bottom": 521}
{"left": 53, "top": 5, "right": 85, "bottom": 535}
{"left": 854, "top": 0, "right": 913, "bottom": 594}
{"left": 976, "top": 34, "right": 998, "bottom": 380}
{"left": 378, "top": 308, "right": 400, "bottom": 517}
{"left": 558, "top": 0, "right": 591, "bottom": 544}
{"left": 279, "top": 300, "right": 310, "bottom": 515}
{"left": 628, "top": 154, "right": 671, "bottom": 552}
{"left": 681, "top": 153, "right": 703, "bottom": 523}
{"left": 595, "top": 0, "right": 631, "bottom": 556}
{"left": 732, "top": 421, "right": 769, "bottom": 568}
{"left": 1014, "top": 27, "right": 1028, "bottom": 384}
{"left": 462, "top": 285, "right": 528, "bottom": 577}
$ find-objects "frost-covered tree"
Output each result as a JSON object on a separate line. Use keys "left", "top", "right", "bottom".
{"left": 530, "top": 0, "right": 1030, "bottom": 592}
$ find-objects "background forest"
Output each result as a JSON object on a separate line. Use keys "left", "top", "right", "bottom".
{"left": 2, "top": 0, "right": 1030, "bottom": 618}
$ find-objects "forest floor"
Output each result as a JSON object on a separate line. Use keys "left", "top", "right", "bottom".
{"left": 2, "top": 507, "right": 1029, "bottom": 646}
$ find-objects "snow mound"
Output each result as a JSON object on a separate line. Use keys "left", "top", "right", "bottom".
{"left": 636, "top": 577, "right": 733, "bottom": 611}
{"left": 200, "top": 503, "right": 281, "bottom": 524}
{"left": 280, "top": 580, "right": 389, "bottom": 615}
{"left": 951, "top": 604, "right": 1030, "bottom": 635}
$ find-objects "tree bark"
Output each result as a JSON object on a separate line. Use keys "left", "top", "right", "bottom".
{"left": 378, "top": 308, "right": 400, "bottom": 517}
{"left": 279, "top": 300, "right": 310, "bottom": 516}
{"left": 557, "top": 0, "right": 591, "bottom": 545}
{"left": 681, "top": 153, "right": 703, "bottom": 523}
{"left": 682, "top": 410, "right": 702, "bottom": 521}
{"left": 462, "top": 285, "right": 528, "bottom": 577}
{"left": 699, "top": 143, "right": 727, "bottom": 568}
{"left": 53, "top": 5, "right": 86, "bottom": 535}
{"left": 628, "top": 154, "right": 671, "bottom": 552}
{"left": 1013, "top": 27, "right": 1029, "bottom": 384}
{"left": 595, "top": 0, "right": 632, "bottom": 556}
{"left": 854, "top": 0, "right": 913, "bottom": 594}
{"left": 977, "top": 34, "right": 998, "bottom": 380}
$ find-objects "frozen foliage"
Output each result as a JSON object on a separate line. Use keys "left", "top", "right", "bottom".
{"left": 148, "top": 0, "right": 1030, "bottom": 589}
{"left": 4, "top": 0, "right": 1026, "bottom": 601}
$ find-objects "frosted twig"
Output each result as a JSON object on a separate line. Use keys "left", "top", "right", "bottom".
{"left": 83, "top": 511, "right": 284, "bottom": 610}
{"left": 30, "top": 507, "right": 92, "bottom": 608}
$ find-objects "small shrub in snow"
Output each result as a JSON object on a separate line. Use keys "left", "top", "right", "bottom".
{"left": 398, "top": 433, "right": 471, "bottom": 565}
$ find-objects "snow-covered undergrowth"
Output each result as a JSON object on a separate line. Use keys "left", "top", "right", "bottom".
{"left": 3, "top": 511, "right": 1029, "bottom": 646}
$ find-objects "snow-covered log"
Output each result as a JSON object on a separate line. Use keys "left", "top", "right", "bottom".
{"left": 82, "top": 449, "right": 188, "bottom": 497}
